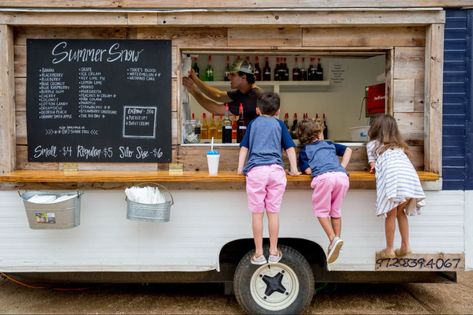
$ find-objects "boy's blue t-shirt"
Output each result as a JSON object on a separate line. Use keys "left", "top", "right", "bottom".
{"left": 240, "top": 116, "right": 295, "bottom": 175}
{"left": 299, "top": 140, "right": 348, "bottom": 177}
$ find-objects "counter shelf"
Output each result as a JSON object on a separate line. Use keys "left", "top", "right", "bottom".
{"left": 0, "top": 170, "right": 439, "bottom": 184}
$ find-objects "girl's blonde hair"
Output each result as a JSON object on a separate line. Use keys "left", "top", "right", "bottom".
{"left": 368, "top": 114, "right": 410, "bottom": 156}
{"left": 296, "top": 118, "right": 323, "bottom": 146}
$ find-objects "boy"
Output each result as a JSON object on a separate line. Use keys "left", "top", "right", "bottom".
{"left": 237, "top": 92, "right": 300, "bottom": 265}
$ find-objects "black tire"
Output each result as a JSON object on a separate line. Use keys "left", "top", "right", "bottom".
{"left": 233, "top": 244, "right": 314, "bottom": 315}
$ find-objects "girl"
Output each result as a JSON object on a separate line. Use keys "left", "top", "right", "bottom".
{"left": 366, "top": 114, "right": 425, "bottom": 259}
{"left": 297, "top": 118, "right": 352, "bottom": 264}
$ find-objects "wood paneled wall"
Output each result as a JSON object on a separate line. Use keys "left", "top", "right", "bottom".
{"left": 12, "top": 25, "right": 429, "bottom": 172}
{"left": 0, "top": 0, "right": 471, "bottom": 8}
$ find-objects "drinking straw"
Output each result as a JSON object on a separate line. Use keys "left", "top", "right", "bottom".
{"left": 211, "top": 137, "right": 214, "bottom": 152}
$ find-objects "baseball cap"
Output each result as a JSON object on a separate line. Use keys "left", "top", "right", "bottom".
{"left": 230, "top": 59, "right": 254, "bottom": 75}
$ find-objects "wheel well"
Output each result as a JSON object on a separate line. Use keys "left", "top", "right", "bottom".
{"left": 219, "top": 238, "right": 327, "bottom": 271}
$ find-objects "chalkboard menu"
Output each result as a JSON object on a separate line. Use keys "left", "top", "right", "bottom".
{"left": 26, "top": 39, "right": 171, "bottom": 162}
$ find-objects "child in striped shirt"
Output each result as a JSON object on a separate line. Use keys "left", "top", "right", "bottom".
{"left": 366, "top": 114, "right": 425, "bottom": 259}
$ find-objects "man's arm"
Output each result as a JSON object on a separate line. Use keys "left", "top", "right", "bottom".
{"left": 184, "top": 69, "right": 230, "bottom": 103}
{"left": 187, "top": 88, "right": 226, "bottom": 115}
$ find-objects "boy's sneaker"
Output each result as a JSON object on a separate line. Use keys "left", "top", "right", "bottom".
{"left": 251, "top": 254, "right": 267, "bottom": 265}
{"left": 268, "top": 250, "right": 283, "bottom": 264}
{"left": 327, "top": 237, "right": 344, "bottom": 264}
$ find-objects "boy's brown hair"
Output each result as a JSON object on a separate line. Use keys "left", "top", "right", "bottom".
{"left": 257, "top": 92, "right": 280, "bottom": 116}
{"left": 296, "top": 118, "right": 323, "bottom": 146}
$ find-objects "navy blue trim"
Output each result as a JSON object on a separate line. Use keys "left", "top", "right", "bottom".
{"left": 442, "top": 9, "right": 470, "bottom": 190}
{"left": 465, "top": 10, "right": 473, "bottom": 189}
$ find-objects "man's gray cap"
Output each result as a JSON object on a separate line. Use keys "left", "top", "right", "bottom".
{"left": 230, "top": 59, "right": 254, "bottom": 75}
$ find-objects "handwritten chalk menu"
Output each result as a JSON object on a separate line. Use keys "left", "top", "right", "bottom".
{"left": 26, "top": 39, "right": 171, "bottom": 162}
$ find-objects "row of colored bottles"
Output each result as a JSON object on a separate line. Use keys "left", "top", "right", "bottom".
{"left": 283, "top": 112, "right": 329, "bottom": 139}
{"left": 191, "top": 103, "right": 247, "bottom": 143}
{"left": 192, "top": 55, "right": 324, "bottom": 81}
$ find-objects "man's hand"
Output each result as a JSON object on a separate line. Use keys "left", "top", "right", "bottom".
{"left": 187, "top": 68, "right": 199, "bottom": 81}
{"left": 182, "top": 76, "right": 197, "bottom": 94}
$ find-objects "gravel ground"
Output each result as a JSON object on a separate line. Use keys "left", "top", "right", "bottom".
{"left": 0, "top": 271, "right": 472, "bottom": 314}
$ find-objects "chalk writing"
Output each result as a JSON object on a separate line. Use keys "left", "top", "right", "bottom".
{"left": 52, "top": 41, "right": 144, "bottom": 64}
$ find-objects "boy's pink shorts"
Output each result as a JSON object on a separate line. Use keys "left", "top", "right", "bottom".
{"left": 311, "top": 172, "right": 349, "bottom": 218}
{"left": 246, "top": 165, "right": 287, "bottom": 213}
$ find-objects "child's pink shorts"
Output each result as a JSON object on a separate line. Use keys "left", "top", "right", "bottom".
{"left": 246, "top": 164, "right": 287, "bottom": 213}
{"left": 311, "top": 172, "right": 349, "bottom": 218}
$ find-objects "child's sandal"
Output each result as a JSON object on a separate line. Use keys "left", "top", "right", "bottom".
{"left": 268, "top": 250, "right": 283, "bottom": 264}
{"left": 376, "top": 249, "right": 396, "bottom": 259}
{"left": 394, "top": 248, "right": 412, "bottom": 257}
{"left": 250, "top": 254, "right": 267, "bottom": 265}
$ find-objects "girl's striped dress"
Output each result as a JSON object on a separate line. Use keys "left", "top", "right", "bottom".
{"left": 367, "top": 140, "right": 425, "bottom": 216}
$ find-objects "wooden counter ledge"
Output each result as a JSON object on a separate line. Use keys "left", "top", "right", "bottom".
{"left": 0, "top": 170, "right": 440, "bottom": 184}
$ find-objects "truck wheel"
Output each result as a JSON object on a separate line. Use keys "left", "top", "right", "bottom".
{"left": 233, "top": 244, "right": 314, "bottom": 314}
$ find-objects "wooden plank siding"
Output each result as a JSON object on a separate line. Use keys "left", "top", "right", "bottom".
{"left": 0, "top": 25, "right": 16, "bottom": 174}
{"left": 0, "top": 0, "right": 471, "bottom": 9}
{"left": 424, "top": 24, "right": 444, "bottom": 174}
{"left": 0, "top": 10, "right": 445, "bottom": 27}
{"left": 391, "top": 47, "right": 427, "bottom": 167}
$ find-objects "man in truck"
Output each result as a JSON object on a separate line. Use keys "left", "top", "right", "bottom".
{"left": 182, "top": 59, "right": 263, "bottom": 125}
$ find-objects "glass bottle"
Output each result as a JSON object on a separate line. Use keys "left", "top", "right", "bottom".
{"left": 222, "top": 104, "right": 232, "bottom": 144}
{"left": 232, "top": 115, "right": 237, "bottom": 141}
{"left": 192, "top": 56, "right": 200, "bottom": 79}
{"left": 201, "top": 112, "right": 209, "bottom": 140}
{"left": 283, "top": 112, "right": 290, "bottom": 130}
{"left": 283, "top": 57, "right": 289, "bottom": 81}
{"left": 300, "top": 57, "right": 307, "bottom": 81}
{"left": 237, "top": 103, "right": 247, "bottom": 143}
{"left": 316, "top": 57, "right": 324, "bottom": 81}
{"left": 263, "top": 57, "right": 271, "bottom": 81}
{"left": 274, "top": 57, "right": 280, "bottom": 81}
{"left": 216, "top": 116, "right": 222, "bottom": 141}
{"left": 208, "top": 113, "right": 217, "bottom": 139}
{"left": 224, "top": 55, "right": 230, "bottom": 81}
{"left": 254, "top": 56, "right": 262, "bottom": 81}
{"left": 292, "top": 57, "right": 301, "bottom": 81}
{"left": 193, "top": 112, "right": 201, "bottom": 143}
{"left": 308, "top": 57, "right": 316, "bottom": 81}
{"left": 204, "top": 55, "right": 214, "bottom": 81}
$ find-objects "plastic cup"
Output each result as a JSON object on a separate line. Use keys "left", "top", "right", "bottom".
{"left": 207, "top": 151, "right": 220, "bottom": 176}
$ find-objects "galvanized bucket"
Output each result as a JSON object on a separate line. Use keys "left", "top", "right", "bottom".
{"left": 19, "top": 191, "right": 82, "bottom": 229}
{"left": 126, "top": 184, "right": 173, "bottom": 223}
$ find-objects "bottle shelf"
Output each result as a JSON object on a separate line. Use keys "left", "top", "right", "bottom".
{"left": 206, "top": 80, "right": 330, "bottom": 93}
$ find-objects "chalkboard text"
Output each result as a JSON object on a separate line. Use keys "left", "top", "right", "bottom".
{"left": 52, "top": 41, "right": 144, "bottom": 64}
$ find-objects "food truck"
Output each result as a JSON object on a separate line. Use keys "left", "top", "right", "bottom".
{"left": 0, "top": 1, "right": 472, "bottom": 314}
